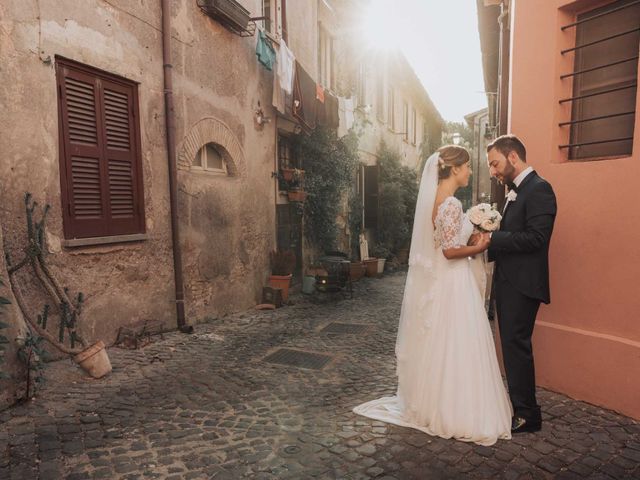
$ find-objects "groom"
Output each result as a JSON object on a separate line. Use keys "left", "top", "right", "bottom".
{"left": 485, "top": 135, "right": 557, "bottom": 433}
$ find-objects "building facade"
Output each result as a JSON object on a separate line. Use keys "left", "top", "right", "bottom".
{"left": 478, "top": 0, "right": 640, "bottom": 419}
{"left": 0, "top": 0, "right": 443, "bottom": 408}
{"left": 0, "top": 0, "right": 297, "bottom": 408}
{"left": 350, "top": 51, "right": 443, "bottom": 246}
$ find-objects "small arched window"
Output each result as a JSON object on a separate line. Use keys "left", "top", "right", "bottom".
{"left": 193, "top": 143, "right": 227, "bottom": 175}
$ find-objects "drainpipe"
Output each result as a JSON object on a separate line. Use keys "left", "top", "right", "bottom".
{"left": 491, "top": 0, "right": 510, "bottom": 210}
{"left": 497, "top": 1, "right": 510, "bottom": 136}
{"left": 161, "top": 0, "right": 188, "bottom": 332}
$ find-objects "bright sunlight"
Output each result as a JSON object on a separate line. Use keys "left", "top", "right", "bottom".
{"left": 361, "top": 0, "right": 404, "bottom": 51}
{"left": 359, "top": 0, "right": 486, "bottom": 122}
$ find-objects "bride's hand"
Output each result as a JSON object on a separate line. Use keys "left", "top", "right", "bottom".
{"left": 468, "top": 233, "right": 480, "bottom": 246}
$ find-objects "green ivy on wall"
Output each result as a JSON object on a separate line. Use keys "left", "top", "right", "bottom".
{"left": 293, "top": 127, "right": 360, "bottom": 252}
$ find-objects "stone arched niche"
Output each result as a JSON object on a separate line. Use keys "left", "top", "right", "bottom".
{"left": 177, "top": 117, "right": 245, "bottom": 177}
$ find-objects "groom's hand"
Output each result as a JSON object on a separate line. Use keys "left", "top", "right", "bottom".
{"left": 468, "top": 233, "right": 480, "bottom": 246}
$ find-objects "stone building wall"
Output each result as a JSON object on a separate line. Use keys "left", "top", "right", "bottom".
{"left": 0, "top": 0, "right": 281, "bottom": 404}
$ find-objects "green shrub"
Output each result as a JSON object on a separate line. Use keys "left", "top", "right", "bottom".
{"left": 376, "top": 141, "right": 419, "bottom": 256}
{"left": 293, "top": 127, "right": 359, "bottom": 252}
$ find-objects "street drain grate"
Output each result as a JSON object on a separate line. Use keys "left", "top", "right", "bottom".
{"left": 264, "top": 348, "right": 333, "bottom": 370}
{"left": 320, "top": 322, "right": 369, "bottom": 335}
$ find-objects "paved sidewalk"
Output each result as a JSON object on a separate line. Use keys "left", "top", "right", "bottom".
{"left": 1, "top": 272, "right": 639, "bottom": 479}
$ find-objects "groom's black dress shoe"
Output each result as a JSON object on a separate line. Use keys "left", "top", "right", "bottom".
{"left": 511, "top": 416, "right": 541, "bottom": 434}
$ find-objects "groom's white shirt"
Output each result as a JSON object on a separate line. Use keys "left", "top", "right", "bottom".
{"left": 513, "top": 166, "right": 534, "bottom": 189}
{"left": 491, "top": 166, "right": 535, "bottom": 240}
{"left": 503, "top": 166, "right": 533, "bottom": 213}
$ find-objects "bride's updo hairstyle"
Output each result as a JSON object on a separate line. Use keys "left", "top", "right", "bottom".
{"left": 437, "top": 145, "right": 470, "bottom": 181}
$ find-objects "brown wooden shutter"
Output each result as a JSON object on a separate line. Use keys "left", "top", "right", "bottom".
{"left": 56, "top": 58, "right": 145, "bottom": 239}
{"left": 364, "top": 165, "right": 379, "bottom": 230}
{"left": 101, "top": 78, "right": 144, "bottom": 235}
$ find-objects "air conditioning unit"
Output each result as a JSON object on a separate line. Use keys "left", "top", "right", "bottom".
{"left": 197, "top": 0, "right": 252, "bottom": 36}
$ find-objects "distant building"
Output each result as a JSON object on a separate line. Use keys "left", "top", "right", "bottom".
{"left": 351, "top": 50, "right": 443, "bottom": 244}
{"left": 464, "top": 107, "right": 493, "bottom": 205}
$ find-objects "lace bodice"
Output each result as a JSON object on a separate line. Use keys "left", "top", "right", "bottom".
{"left": 434, "top": 197, "right": 473, "bottom": 249}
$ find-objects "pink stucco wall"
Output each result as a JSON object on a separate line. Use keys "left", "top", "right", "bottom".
{"left": 508, "top": 0, "right": 640, "bottom": 419}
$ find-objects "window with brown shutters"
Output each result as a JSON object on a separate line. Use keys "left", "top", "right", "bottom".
{"left": 364, "top": 165, "right": 379, "bottom": 230}
{"left": 56, "top": 57, "right": 145, "bottom": 240}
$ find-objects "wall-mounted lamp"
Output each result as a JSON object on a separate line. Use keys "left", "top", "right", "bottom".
{"left": 255, "top": 107, "right": 271, "bottom": 126}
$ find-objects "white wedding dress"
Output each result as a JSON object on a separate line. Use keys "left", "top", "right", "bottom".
{"left": 353, "top": 154, "right": 512, "bottom": 447}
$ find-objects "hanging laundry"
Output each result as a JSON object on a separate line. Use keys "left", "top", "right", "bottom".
{"left": 276, "top": 39, "right": 295, "bottom": 95}
{"left": 325, "top": 91, "right": 339, "bottom": 129}
{"left": 273, "top": 68, "right": 286, "bottom": 114}
{"left": 338, "top": 97, "right": 354, "bottom": 135}
{"left": 316, "top": 90, "right": 338, "bottom": 129}
{"left": 256, "top": 30, "right": 276, "bottom": 71}
{"left": 292, "top": 61, "right": 317, "bottom": 130}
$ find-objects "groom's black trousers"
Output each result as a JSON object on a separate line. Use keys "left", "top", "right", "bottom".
{"left": 494, "top": 271, "right": 542, "bottom": 423}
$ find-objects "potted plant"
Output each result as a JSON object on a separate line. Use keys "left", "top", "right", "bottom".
{"left": 281, "top": 167, "right": 305, "bottom": 183}
{"left": 268, "top": 249, "right": 296, "bottom": 302}
{"left": 287, "top": 189, "right": 307, "bottom": 202}
{"left": 7, "top": 194, "right": 112, "bottom": 379}
{"left": 363, "top": 257, "right": 378, "bottom": 277}
{"left": 370, "top": 243, "right": 390, "bottom": 275}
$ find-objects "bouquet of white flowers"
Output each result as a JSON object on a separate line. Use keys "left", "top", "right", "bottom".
{"left": 467, "top": 203, "right": 502, "bottom": 233}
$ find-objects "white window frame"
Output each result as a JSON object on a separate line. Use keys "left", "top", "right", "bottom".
{"left": 262, "top": 0, "right": 284, "bottom": 41}
{"left": 318, "top": 23, "right": 335, "bottom": 91}
{"left": 192, "top": 143, "right": 228, "bottom": 176}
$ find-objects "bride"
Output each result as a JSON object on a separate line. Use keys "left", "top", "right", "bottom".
{"left": 353, "top": 145, "right": 512, "bottom": 446}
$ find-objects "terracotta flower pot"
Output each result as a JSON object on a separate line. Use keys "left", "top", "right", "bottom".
{"left": 268, "top": 274, "right": 293, "bottom": 302}
{"left": 281, "top": 168, "right": 305, "bottom": 182}
{"left": 74, "top": 341, "right": 112, "bottom": 378}
{"left": 287, "top": 190, "right": 307, "bottom": 202}
{"left": 350, "top": 261, "right": 365, "bottom": 281}
{"left": 364, "top": 258, "right": 378, "bottom": 277}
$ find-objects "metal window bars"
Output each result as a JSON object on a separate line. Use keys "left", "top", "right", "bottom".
{"left": 561, "top": 27, "right": 640, "bottom": 54}
{"left": 558, "top": 1, "right": 640, "bottom": 153}
{"left": 560, "top": 55, "right": 639, "bottom": 79}
{"left": 561, "top": 0, "right": 640, "bottom": 31}
{"left": 558, "top": 83, "right": 638, "bottom": 104}
{"left": 559, "top": 137, "right": 634, "bottom": 149}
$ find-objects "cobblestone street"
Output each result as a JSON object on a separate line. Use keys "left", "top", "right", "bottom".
{"left": 1, "top": 272, "right": 639, "bottom": 479}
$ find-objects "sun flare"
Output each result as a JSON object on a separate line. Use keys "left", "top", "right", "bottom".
{"left": 361, "top": 0, "right": 404, "bottom": 51}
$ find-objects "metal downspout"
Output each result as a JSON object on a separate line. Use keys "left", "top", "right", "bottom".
{"left": 161, "top": 0, "right": 189, "bottom": 332}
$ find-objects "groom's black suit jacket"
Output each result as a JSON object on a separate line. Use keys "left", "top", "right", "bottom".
{"left": 488, "top": 171, "right": 557, "bottom": 304}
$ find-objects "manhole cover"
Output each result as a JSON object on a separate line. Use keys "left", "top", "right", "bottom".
{"left": 320, "top": 322, "right": 369, "bottom": 335}
{"left": 264, "top": 348, "right": 333, "bottom": 370}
